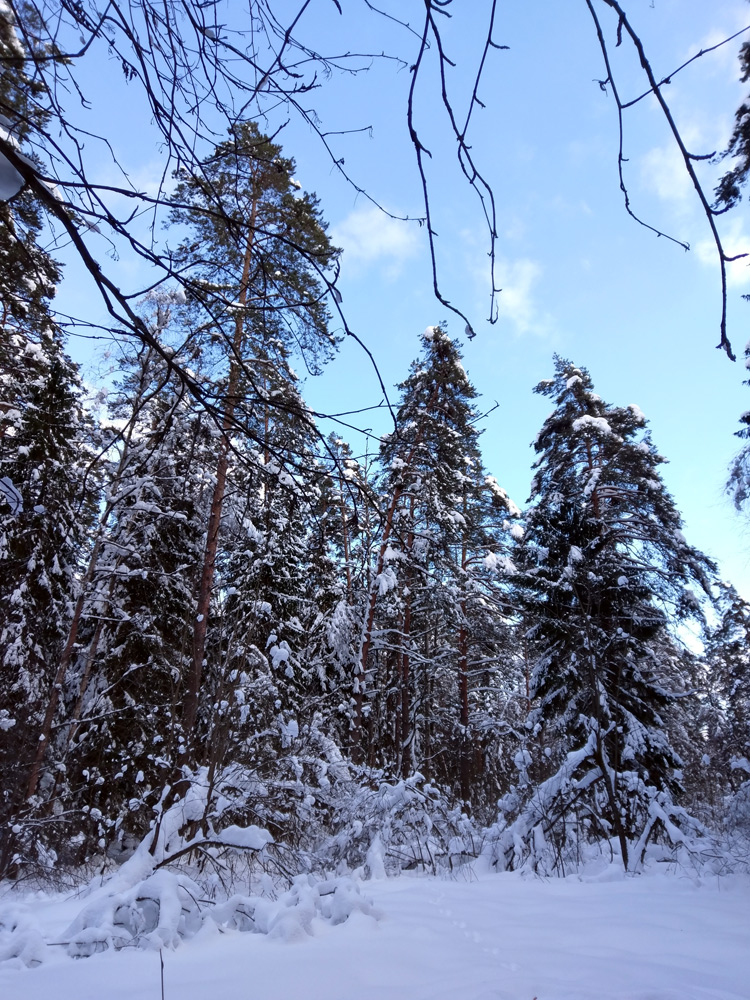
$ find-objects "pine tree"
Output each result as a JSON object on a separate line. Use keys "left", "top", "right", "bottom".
{"left": 513, "top": 357, "right": 714, "bottom": 869}
{"left": 167, "top": 122, "right": 338, "bottom": 759}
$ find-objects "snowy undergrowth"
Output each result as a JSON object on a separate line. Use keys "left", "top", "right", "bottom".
{"left": 0, "top": 771, "right": 386, "bottom": 968}
{"left": 61, "top": 869, "right": 380, "bottom": 960}
{"left": 314, "top": 773, "right": 478, "bottom": 876}
{"left": 0, "top": 839, "right": 381, "bottom": 969}
{"left": 471, "top": 738, "right": 747, "bottom": 879}
{"left": 0, "top": 771, "right": 472, "bottom": 970}
{"left": 2, "top": 766, "right": 749, "bottom": 974}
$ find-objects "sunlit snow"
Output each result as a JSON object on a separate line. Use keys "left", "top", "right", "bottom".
{"left": 0, "top": 866, "right": 747, "bottom": 999}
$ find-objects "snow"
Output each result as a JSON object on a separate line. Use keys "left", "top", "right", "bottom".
{"left": 628, "top": 402, "right": 647, "bottom": 425}
{"left": 268, "top": 640, "right": 291, "bottom": 672}
{"left": 375, "top": 565, "right": 398, "bottom": 595}
{"left": 0, "top": 163, "right": 22, "bottom": 200}
{"left": 0, "top": 476, "right": 23, "bottom": 514}
{"left": 484, "top": 476, "right": 521, "bottom": 517}
{"left": 0, "top": 116, "right": 59, "bottom": 199}
{"left": 216, "top": 825, "right": 274, "bottom": 850}
{"left": 0, "top": 867, "right": 747, "bottom": 998}
{"left": 572, "top": 414, "right": 620, "bottom": 440}
{"left": 484, "top": 552, "right": 516, "bottom": 575}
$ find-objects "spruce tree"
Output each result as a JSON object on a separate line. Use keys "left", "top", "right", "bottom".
{"left": 513, "top": 357, "right": 714, "bottom": 869}
{"left": 698, "top": 584, "right": 750, "bottom": 826}
{"left": 362, "top": 325, "right": 517, "bottom": 806}
{"left": 0, "top": 10, "right": 103, "bottom": 866}
{"left": 216, "top": 354, "right": 321, "bottom": 720}
{"left": 62, "top": 343, "right": 215, "bottom": 852}
{"left": 0, "top": 322, "right": 100, "bottom": 871}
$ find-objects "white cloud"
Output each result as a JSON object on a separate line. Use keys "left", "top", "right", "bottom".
{"left": 696, "top": 216, "right": 750, "bottom": 288}
{"left": 459, "top": 223, "right": 548, "bottom": 336}
{"left": 641, "top": 143, "right": 694, "bottom": 205}
{"left": 639, "top": 104, "right": 738, "bottom": 225}
{"left": 692, "top": 18, "right": 750, "bottom": 80}
{"left": 639, "top": 20, "right": 749, "bottom": 215}
{"left": 332, "top": 205, "right": 419, "bottom": 276}
{"left": 493, "top": 257, "right": 545, "bottom": 335}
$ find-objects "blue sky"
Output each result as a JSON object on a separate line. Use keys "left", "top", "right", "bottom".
{"left": 54, "top": 0, "right": 750, "bottom": 595}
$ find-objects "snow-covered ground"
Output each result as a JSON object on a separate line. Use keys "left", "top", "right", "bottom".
{"left": 1, "top": 864, "right": 748, "bottom": 1000}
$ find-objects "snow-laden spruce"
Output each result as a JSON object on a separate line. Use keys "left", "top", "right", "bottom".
{"left": 504, "top": 357, "right": 716, "bottom": 872}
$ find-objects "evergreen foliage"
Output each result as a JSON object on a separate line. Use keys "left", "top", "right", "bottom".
{"left": 0, "top": 322, "right": 100, "bottom": 872}
{"left": 363, "top": 326, "right": 519, "bottom": 811}
{"left": 0, "top": 24, "right": 102, "bottom": 861}
{"left": 701, "top": 583, "right": 750, "bottom": 823}
{"left": 63, "top": 344, "right": 215, "bottom": 851}
{"left": 0, "top": 104, "right": 746, "bottom": 877}
{"left": 2, "top": 0, "right": 749, "bottom": 890}
{"left": 511, "top": 357, "right": 715, "bottom": 869}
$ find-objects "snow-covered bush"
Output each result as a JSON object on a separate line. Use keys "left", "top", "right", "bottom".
{"left": 62, "top": 868, "right": 380, "bottom": 958}
{"left": 65, "top": 869, "right": 205, "bottom": 957}
{"left": 0, "top": 904, "right": 47, "bottom": 968}
{"left": 478, "top": 739, "right": 718, "bottom": 876}
{"left": 725, "top": 776, "right": 750, "bottom": 837}
{"left": 315, "top": 773, "right": 479, "bottom": 876}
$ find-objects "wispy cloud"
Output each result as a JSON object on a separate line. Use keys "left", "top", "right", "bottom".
{"left": 493, "top": 256, "right": 547, "bottom": 336}
{"left": 332, "top": 205, "right": 420, "bottom": 278}
{"left": 641, "top": 142, "right": 696, "bottom": 207}
{"left": 691, "top": 17, "right": 750, "bottom": 80}
{"left": 696, "top": 216, "right": 750, "bottom": 288}
{"left": 459, "top": 221, "right": 549, "bottom": 337}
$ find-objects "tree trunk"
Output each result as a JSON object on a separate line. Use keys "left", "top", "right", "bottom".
{"left": 352, "top": 389, "right": 439, "bottom": 762}
{"left": 183, "top": 198, "right": 258, "bottom": 745}
{"left": 457, "top": 508, "right": 471, "bottom": 805}
{"left": 400, "top": 572, "right": 413, "bottom": 778}
{"left": 458, "top": 619, "right": 471, "bottom": 805}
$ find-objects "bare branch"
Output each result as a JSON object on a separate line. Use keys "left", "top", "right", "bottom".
{"left": 586, "top": 0, "right": 740, "bottom": 360}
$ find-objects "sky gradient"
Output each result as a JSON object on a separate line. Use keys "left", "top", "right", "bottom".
{"left": 53, "top": 0, "right": 750, "bottom": 597}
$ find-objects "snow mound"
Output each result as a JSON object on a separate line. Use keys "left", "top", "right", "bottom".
{"left": 0, "top": 905, "right": 47, "bottom": 969}
{"left": 63, "top": 871, "right": 379, "bottom": 958}
{"left": 64, "top": 869, "right": 205, "bottom": 958}
{"left": 212, "top": 875, "right": 380, "bottom": 943}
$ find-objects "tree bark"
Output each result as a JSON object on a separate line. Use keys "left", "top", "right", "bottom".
{"left": 352, "top": 389, "right": 439, "bottom": 762}
{"left": 183, "top": 197, "right": 258, "bottom": 744}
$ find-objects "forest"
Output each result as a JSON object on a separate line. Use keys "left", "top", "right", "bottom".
{"left": 1, "top": 0, "right": 750, "bottom": 972}
{"left": 3, "top": 117, "right": 750, "bottom": 882}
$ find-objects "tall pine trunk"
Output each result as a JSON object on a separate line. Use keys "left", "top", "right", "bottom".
{"left": 183, "top": 200, "right": 258, "bottom": 746}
